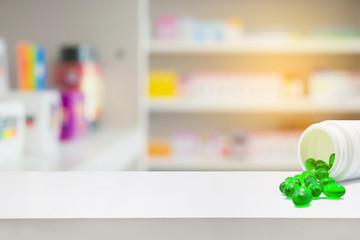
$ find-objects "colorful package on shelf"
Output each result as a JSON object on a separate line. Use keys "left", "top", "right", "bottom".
{"left": 0, "top": 38, "right": 9, "bottom": 95}
{"left": 192, "top": 20, "right": 223, "bottom": 43}
{"left": 154, "top": 16, "right": 244, "bottom": 43}
{"left": 55, "top": 45, "right": 104, "bottom": 129}
{"left": 201, "top": 133, "right": 236, "bottom": 160}
{"left": 223, "top": 18, "right": 244, "bottom": 42}
{"left": 309, "top": 70, "right": 360, "bottom": 103}
{"left": 0, "top": 100, "right": 25, "bottom": 169}
{"left": 60, "top": 91, "right": 87, "bottom": 141}
{"left": 149, "top": 130, "right": 302, "bottom": 163}
{"left": 282, "top": 74, "right": 305, "bottom": 98}
{"left": 148, "top": 139, "right": 171, "bottom": 157}
{"left": 183, "top": 72, "right": 282, "bottom": 101}
{"left": 170, "top": 132, "right": 199, "bottom": 161}
{"left": 5, "top": 91, "right": 62, "bottom": 157}
{"left": 232, "top": 132, "right": 247, "bottom": 159}
{"left": 178, "top": 17, "right": 197, "bottom": 42}
{"left": 244, "top": 131, "right": 301, "bottom": 162}
{"left": 16, "top": 41, "right": 47, "bottom": 91}
{"left": 155, "top": 15, "right": 179, "bottom": 40}
{"left": 149, "top": 70, "right": 179, "bottom": 97}
{"left": 148, "top": 132, "right": 243, "bottom": 161}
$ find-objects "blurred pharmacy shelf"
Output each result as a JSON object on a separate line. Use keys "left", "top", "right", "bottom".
{"left": 150, "top": 39, "right": 360, "bottom": 55}
{"left": 147, "top": 98, "right": 360, "bottom": 113}
{"left": 23, "top": 128, "right": 142, "bottom": 171}
{"left": 143, "top": 0, "right": 360, "bottom": 171}
{"left": 148, "top": 158, "right": 300, "bottom": 171}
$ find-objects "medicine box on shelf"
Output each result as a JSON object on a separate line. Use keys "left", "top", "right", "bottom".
{"left": 5, "top": 90, "right": 62, "bottom": 158}
{"left": 0, "top": 100, "right": 25, "bottom": 169}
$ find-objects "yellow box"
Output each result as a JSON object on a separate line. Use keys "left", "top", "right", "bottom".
{"left": 3, "top": 128, "right": 16, "bottom": 139}
{"left": 149, "top": 70, "right": 179, "bottom": 97}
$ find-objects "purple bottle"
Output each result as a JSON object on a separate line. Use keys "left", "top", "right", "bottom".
{"left": 60, "top": 91, "right": 87, "bottom": 141}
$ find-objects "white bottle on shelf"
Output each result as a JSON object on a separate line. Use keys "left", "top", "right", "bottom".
{"left": 0, "top": 100, "right": 25, "bottom": 169}
{"left": 5, "top": 90, "right": 62, "bottom": 159}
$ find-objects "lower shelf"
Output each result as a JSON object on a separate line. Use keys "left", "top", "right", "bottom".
{"left": 147, "top": 98, "right": 360, "bottom": 113}
{"left": 148, "top": 157, "right": 301, "bottom": 171}
{"left": 23, "top": 128, "right": 142, "bottom": 171}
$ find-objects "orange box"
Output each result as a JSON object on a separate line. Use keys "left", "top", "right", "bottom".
{"left": 17, "top": 42, "right": 32, "bottom": 90}
{"left": 148, "top": 140, "right": 171, "bottom": 156}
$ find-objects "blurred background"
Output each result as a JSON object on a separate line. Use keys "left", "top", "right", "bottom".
{"left": 0, "top": 0, "right": 360, "bottom": 171}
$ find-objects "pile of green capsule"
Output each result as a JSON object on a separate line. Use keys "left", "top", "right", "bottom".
{"left": 279, "top": 153, "right": 346, "bottom": 207}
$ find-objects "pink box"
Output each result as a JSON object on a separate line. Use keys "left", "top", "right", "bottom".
{"left": 155, "top": 15, "right": 178, "bottom": 40}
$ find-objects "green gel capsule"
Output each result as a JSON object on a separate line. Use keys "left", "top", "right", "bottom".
{"left": 316, "top": 160, "right": 326, "bottom": 166}
{"left": 320, "top": 177, "right": 336, "bottom": 187}
{"left": 304, "top": 175, "right": 316, "bottom": 181}
{"left": 305, "top": 179, "right": 317, "bottom": 187}
{"left": 329, "top": 153, "right": 335, "bottom": 168}
{"left": 315, "top": 168, "right": 329, "bottom": 180}
{"left": 308, "top": 183, "right": 322, "bottom": 197}
{"left": 285, "top": 177, "right": 300, "bottom": 185}
{"left": 292, "top": 186, "right": 312, "bottom": 206}
{"left": 315, "top": 163, "right": 330, "bottom": 171}
{"left": 323, "top": 183, "right": 345, "bottom": 198}
{"left": 299, "top": 185, "right": 312, "bottom": 195}
{"left": 284, "top": 183, "right": 300, "bottom": 197}
{"left": 294, "top": 174, "right": 304, "bottom": 185}
{"left": 279, "top": 180, "right": 293, "bottom": 193}
{"left": 302, "top": 171, "right": 315, "bottom": 179}
{"left": 305, "top": 158, "right": 317, "bottom": 170}
{"left": 304, "top": 175, "right": 317, "bottom": 185}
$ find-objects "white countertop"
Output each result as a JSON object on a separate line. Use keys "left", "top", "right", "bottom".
{"left": 0, "top": 171, "right": 358, "bottom": 219}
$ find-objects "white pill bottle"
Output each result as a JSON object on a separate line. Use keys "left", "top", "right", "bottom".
{"left": 298, "top": 120, "right": 360, "bottom": 181}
